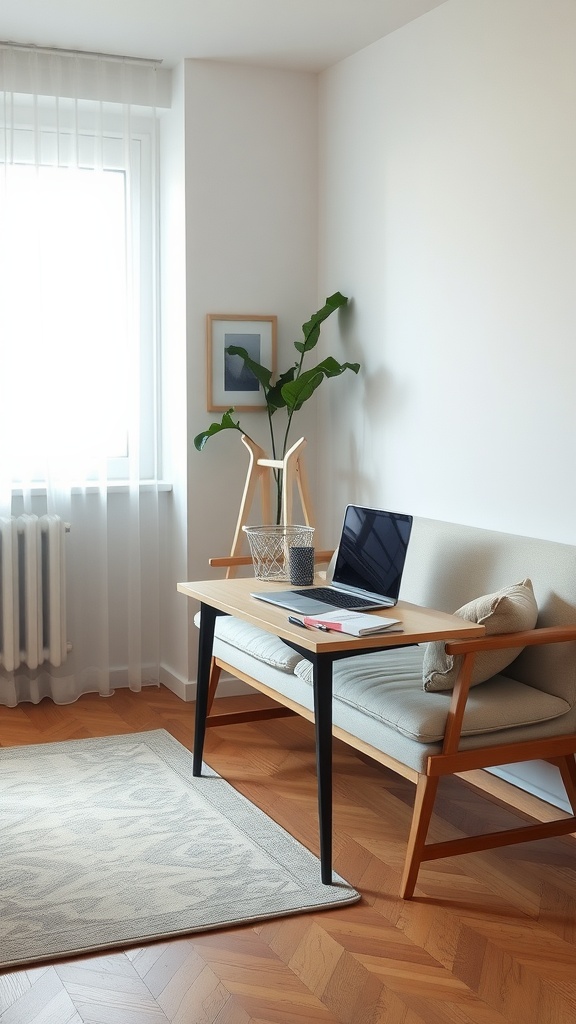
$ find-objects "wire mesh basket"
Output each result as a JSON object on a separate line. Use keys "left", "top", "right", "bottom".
{"left": 243, "top": 524, "right": 315, "bottom": 581}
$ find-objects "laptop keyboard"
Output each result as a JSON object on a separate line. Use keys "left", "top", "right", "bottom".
{"left": 291, "top": 587, "right": 377, "bottom": 609}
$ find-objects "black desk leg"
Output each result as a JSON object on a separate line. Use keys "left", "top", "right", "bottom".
{"left": 193, "top": 602, "right": 218, "bottom": 776}
{"left": 312, "top": 655, "right": 334, "bottom": 885}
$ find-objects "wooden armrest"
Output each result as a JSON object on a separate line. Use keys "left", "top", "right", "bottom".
{"left": 445, "top": 624, "right": 576, "bottom": 656}
{"left": 316, "top": 549, "right": 335, "bottom": 564}
{"left": 441, "top": 624, "right": 576, "bottom": 756}
{"left": 209, "top": 555, "right": 255, "bottom": 568}
{"left": 209, "top": 549, "right": 335, "bottom": 569}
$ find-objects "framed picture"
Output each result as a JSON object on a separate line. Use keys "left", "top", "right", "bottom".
{"left": 206, "top": 314, "right": 277, "bottom": 412}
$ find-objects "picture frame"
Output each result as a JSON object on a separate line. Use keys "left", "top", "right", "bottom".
{"left": 206, "top": 314, "right": 277, "bottom": 412}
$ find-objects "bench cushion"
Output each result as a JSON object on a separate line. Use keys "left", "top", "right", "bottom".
{"left": 194, "top": 612, "right": 302, "bottom": 673}
{"left": 422, "top": 578, "right": 538, "bottom": 691}
{"left": 293, "top": 645, "right": 570, "bottom": 742}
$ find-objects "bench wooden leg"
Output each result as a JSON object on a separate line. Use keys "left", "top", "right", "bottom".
{"left": 400, "top": 775, "right": 439, "bottom": 899}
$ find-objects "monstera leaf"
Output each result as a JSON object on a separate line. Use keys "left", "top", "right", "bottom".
{"left": 266, "top": 366, "right": 298, "bottom": 413}
{"left": 194, "top": 409, "right": 242, "bottom": 451}
{"left": 282, "top": 357, "right": 360, "bottom": 411}
{"left": 225, "top": 347, "right": 273, "bottom": 390}
{"left": 296, "top": 292, "right": 348, "bottom": 354}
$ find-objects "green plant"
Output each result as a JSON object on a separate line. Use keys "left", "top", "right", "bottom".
{"left": 194, "top": 292, "right": 360, "bottom": 523}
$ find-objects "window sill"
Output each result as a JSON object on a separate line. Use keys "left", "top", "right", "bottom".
{"left": 10, "top": 481, "right": 174, "bottom": 496}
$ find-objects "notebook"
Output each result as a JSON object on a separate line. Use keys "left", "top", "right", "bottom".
{"left": 251, "top": 504, "right": 413, "bottom": 615}
{"left": 302, "top": 609, "right": 403, "bottom": 636}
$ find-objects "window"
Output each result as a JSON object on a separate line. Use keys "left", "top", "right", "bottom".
{"left": 0, "top": 101, "right": 158, "bottom": 483}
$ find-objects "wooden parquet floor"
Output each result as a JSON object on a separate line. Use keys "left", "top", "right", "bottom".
{"left": 1, "top": 685, "right": 575, "bottom": 1023}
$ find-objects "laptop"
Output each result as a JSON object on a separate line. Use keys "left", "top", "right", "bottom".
{"left": 251, "top": 504, "right": 413, "bottom": 615}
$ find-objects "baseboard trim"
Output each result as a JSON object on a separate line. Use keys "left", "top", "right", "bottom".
{"left": 159, "top": 666, "right": 253, "bottom": 704}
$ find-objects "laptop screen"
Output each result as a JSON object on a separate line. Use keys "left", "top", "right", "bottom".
{"left": 333, "top": 505, "right": 413, "bottom": 601}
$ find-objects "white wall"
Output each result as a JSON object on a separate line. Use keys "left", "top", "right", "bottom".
{"left": 162, "top": 59, "right": 319, "bottom": 693}
{"left": 318, "top": 0, "right": 576, "bottom": 544}
{"left": 317, "top": 0, "right": 576, "bottom": 807}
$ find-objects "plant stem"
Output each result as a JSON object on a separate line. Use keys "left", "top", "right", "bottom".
{"left": 264, "top": 398, "right": 283, "bottom": 524}
{"left": 280, "top": 348, "right": 306, "bottom": 465}
{"left": 275, "top": 348, "right": 307, "bottom": 524}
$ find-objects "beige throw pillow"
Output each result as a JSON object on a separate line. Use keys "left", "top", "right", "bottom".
{"left": 422, "top": 578, "right": 538, "bottom": 692}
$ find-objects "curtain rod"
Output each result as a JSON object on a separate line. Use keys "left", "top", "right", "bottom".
{"left": 0, "top": 40, "right": 163, "bottom": 67}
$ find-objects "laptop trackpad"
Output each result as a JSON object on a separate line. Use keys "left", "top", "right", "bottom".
{"left": 251, "top": 591, "right": 340, "bottom": 614}
{"left": 276, "top": 595, "right": 340, "bottom": 614}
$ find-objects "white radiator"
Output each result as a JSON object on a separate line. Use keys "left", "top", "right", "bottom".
{"left": 0, "top": 514, "right": 69, "bottom": 672}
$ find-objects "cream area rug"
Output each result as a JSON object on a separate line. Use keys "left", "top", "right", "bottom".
{"left": 0, "top": 729, "right": 359, "bottom": 968}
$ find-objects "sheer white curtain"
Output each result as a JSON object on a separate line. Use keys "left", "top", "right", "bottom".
{"left": 0, "top": 45, "right": 161, "bottom": 706}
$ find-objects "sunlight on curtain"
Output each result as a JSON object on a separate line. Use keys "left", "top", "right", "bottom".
{"left": 0, "top": 45, "right": 161, "bottom": 706}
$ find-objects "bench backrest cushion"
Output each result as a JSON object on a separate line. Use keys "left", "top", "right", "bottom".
{"left": 422, "top": 578, "right": 538, "bottom": 691}
{"left": 400, "top": 518, "right": 576, "bottom": 706}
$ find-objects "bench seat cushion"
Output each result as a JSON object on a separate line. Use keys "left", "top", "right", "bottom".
{"left": 210, "top": 627, "right": 576, "bottom": 774}
{"left": 194, "top": 612, "right": 302, "bottom": 673}
{"left": 292, "top": 645, "right": 570, "bottom": 743}
{"left": 202, "top": 613, "right": 571, "bottom": 744}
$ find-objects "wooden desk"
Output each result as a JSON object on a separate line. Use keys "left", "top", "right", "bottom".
{"left": 177, "top": 576, "right": 485, "bottom": 884}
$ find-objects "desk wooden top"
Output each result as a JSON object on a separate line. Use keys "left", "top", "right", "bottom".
{"left": 177, "top": 576, "right": 485, "bottom": 655}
